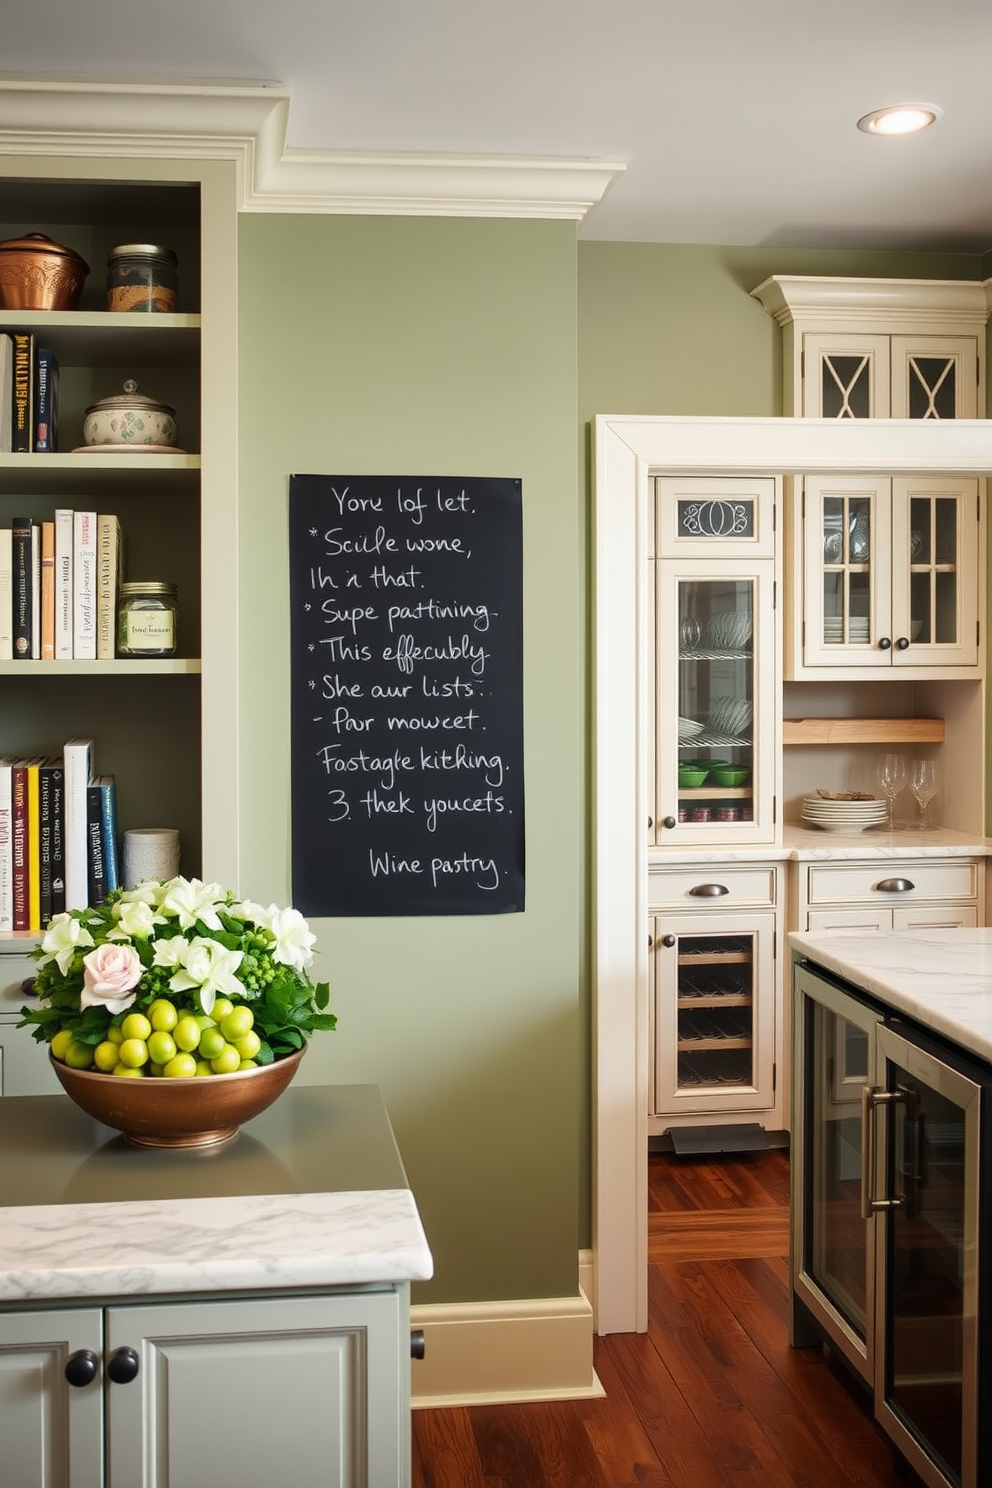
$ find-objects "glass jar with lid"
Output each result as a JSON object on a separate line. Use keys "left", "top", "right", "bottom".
{"left": 117, "top": 582, "right": 178, "bottom": 657}
{"left": 107, "top": 243, "right": 178, "bottom": 313}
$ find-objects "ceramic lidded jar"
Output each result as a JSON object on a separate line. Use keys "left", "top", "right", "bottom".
{"left": 82, "top": 379, "right": 179, "bottom": 448}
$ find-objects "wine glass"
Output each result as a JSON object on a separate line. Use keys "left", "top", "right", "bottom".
{"left": 875, "top": 753, "right": 909, "bottom": 831}
{"left": 909, "top": 759, "right": 939, "bottom": 831}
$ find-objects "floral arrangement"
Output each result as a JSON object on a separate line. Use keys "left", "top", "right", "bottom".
{"left": 18, "top": 876, "right": 336, "bottom": 1078}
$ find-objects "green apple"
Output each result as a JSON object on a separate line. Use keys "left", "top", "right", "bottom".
{"left": 163, "top": 1052, "right": 197, "bottom": 1078}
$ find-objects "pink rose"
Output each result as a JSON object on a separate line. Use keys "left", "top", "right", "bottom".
{"left": 80, "top": 943, "right": 143, "bottom": 1014}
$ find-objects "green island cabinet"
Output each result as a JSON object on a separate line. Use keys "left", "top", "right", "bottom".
{"left": 0, "top": 1084, "right": 433, "bottom": 1488}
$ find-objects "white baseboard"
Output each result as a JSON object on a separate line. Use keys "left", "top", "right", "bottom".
{"left": 410, "top": 1285, "right": 602, "bottom": 1408}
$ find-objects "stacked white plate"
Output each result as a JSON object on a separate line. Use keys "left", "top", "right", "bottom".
{"left": 801, "top": 795, "right": 889, "bottom": 832}
{"left": 823, "top": 618, "right": 869, "bottom": 644}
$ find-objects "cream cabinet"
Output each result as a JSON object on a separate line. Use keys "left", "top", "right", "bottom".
{"left": 0, "top": 945, "right": 57, "bottom": 1095}
{"left": 0, "top": 157, "right": 239, "bottom": 924}
{"left": 652, "top": 476, "right": 780, "bottom": 846}
{"left": 0, "top": 1283, "right": 411, "bottom": 1488}
{"left": 790, "top": 855, "right": 984, "bottom": 934}
{"left": 785, "top": 473, "right": 981, "bottom": 679}
{"left": 750, "top": 275, "right": 988, "bottom": 418}
{"left": 648, "top": 862, "right": 783, "bottom": 1133}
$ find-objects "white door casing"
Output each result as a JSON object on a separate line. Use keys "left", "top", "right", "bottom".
{"left": 592, "top": 414, "right": 992, "bottom": 1336}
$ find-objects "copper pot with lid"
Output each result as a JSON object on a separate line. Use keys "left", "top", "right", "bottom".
{"left": 0, "top": 232, "right": 89, "bottom": 310}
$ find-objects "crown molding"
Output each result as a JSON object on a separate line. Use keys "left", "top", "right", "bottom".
{"left": 0, "top": 77, "right": 624, "bottom": 224}
{"left": 751, "top": 273, "right": 992, "bottom": 331}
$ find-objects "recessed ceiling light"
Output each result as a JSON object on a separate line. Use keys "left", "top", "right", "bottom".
{"left": 857, "top": 104, "right": 942, "bottom": 136}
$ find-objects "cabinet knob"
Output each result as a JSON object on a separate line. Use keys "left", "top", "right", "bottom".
{"left": 410, "top": 1328, "right": 426, "bottom": 1360}
{"left": 895, "top": 635, "right": 910, "bottom": 650}
{"left": 688, "top": 882, "right": 729, "bottom": 897}
{"left": 106, "top": 1346, "right": 140, "bottom": 1384}
{"left": 877, "top": 636, "right": 892, "bottom": 651}
{"left": 661, "top": 816, "right": 677, "bottom": 830}
{"left": 64, "top": 1349, "right": 99, "bottom": 1387}
{"left": 661, "top": 934, "right": 676, "bottom": 948}
{"left": 20, "top": 976, "right": 37, "bottom": 997}
{"left": 875, "top": 877, "right": 915, "bottom": 894}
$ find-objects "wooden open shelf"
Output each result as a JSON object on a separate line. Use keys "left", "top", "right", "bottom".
{"left": 783, "top": 717, "right": 945, "bottom": 747}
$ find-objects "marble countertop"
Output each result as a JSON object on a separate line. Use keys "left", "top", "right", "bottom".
{"left": 789, "top": 926, "right": 992, "bottom": 1062}
{"left": 649, "top": 826, "right": 990, "bottom": 866}
{"left": 0, "top": 1085, "right": 433, "bottom": 1303}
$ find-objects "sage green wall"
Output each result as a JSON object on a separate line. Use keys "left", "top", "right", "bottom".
{"left": 236, "top": 214, "right": 581, "bottom": 1305}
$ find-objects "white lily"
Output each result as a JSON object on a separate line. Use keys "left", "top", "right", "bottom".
{"left": 37, "top": 913, "right": 95, "bottom": 975}
{"left": 157, "top": 877, "right": 227, "bottom": 932}
{"left": 160, "top": 936, "right": 245, "bottom": 1016}
{"left": 110, "top": 898, "right": 166, "bottom": 940}
{"left": 266, "top": 905, "right": 317, "bottom": 973}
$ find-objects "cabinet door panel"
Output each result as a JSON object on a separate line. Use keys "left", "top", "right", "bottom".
{"left": 0, "top": 1308, "right": 103, "bottom": 1488}
{"left": 801, "top": 334, "right": 890, "bottom": 418}
{"left": 802, "top": 476, "right": 892, "bottom": 670}
{"left": 891, "top": 476, "right": 979, "bottom": 669}
{"left": 890, "top": 335, "right": 979, "bottom": 419}
{"left": 107, "top": 1290, "right": 407, "bottom": 1488}
{"left": 650, "top": 909, "right": 777, "bottom": 1116}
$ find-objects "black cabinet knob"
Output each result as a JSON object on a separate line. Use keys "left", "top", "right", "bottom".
{"left": 106, "top": 1346, "right": 140, "bottom": 1384}
{"left": 895, "top": 636, "right": 910, "bottom": 650}
{"left": 410, "top": 1328, "right": 426, "bottom": 1360}
{"left": 661, "top": 934, "right": 676, "bottom": 948}
{"left": 878, "top": 636, "right": 892, "bottom": 651}
{"left": 662, "top": 815, "right": 677, "bottom": 830}
{"left": 64, "top": 1349, "right": 99, "bottom": 1387}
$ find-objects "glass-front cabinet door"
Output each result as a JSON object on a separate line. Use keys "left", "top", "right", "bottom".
{"left": 873, "top": 1023, "right": 983, "bottom": 1488}
{"left": 801, "top": 333, "right": 979, "bottom": 420}
{"left": 793, "top": 964, "right": 880, "bottom": 1381}
{"left": 650, "top": 911, "right": 776, "bottom": 1117}
{"left": 799, "top": 475, "right": 979, "bottom": 675}
{"left": 653, "top": 475, "right": 779, "bottom": 845}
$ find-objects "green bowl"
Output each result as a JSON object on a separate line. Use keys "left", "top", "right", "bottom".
{"left": 678, "top": 767, "right": 709, "bottom": 788}
{"left": 711, "top": 766, "right": 750, "bottom": 787}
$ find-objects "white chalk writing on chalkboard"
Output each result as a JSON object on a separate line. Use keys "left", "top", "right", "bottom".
{"left": 289, "top": 475, "right": 524, "bottom": 916}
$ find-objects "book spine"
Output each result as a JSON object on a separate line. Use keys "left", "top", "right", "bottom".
{"left": 11, "top": 515, "right": 32, "bottom": 660}
{"left": 30, "top": 521, "right": 41, "bottom": 660}
{"left": 11, "top": 333, "right": 33, "bottom": 453}
{"left": 99, "top": 777, "right": 120, "bottom": 893}
{"left": 72, "top": 510, "right": 97, "bottom": 660}
{"left": 11, "top": 762, "right": 29, "bottom": 930}
{"left": 0, "top": 762, "right": 12, "bottom": 932}
{"left": 40, "top": 519, "right": 55, "bottom": 660}
{"left": 54, "top": 508, "right": 74, "bottom": 661}
{"left": 0, "top": 333, "right": 13, "bottom": 453}
{"left": 86, "top": 783, "right": 106, "bottom": 906}
{"left": 39, "top": 763, "right": 54, "bottom": 924}
{"left": 0, "top": 526, "right": 12, "bottom": 662}
{"left": 96, "top": 514, "right": 122, "bottom": 661}
{"left": 63, "top": 738, "right": 94, "bottom": 912}
{"left": 27, "top": 760, "right": 41, "bottom": 930}
{"left": 33, "top": 347, "right": 58, "bottom": 452}
{"left": 48, "top": 764, "right": 65, "bottom": 917}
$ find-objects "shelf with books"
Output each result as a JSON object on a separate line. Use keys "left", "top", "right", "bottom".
{"left": 0, "top": 156, "right": 237, "bottom": 912}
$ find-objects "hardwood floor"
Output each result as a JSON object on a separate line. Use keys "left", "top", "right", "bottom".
{"left": 412, "top": 1148, "right": 918, "bottom": 1487}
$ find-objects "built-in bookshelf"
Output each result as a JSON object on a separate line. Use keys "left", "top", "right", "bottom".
{"left": 0, "top": 161, "right": 240, "bottom": 942}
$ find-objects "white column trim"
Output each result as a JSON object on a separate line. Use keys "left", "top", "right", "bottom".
{"left": 0, "top": 78, "right": 624, "bottom": 222}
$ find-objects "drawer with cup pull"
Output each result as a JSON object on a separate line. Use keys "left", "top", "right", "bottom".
{"left": 804, "top": 859, "right": 980, "bottom": 907}
{"left": 649, "top": 864, "right": 778, "bottom": 909}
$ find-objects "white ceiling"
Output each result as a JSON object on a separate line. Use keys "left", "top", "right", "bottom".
{"left": 4, "top": 0, "right": 992, "bottom": 251}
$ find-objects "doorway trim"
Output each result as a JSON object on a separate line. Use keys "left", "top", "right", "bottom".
{"left": 592, "top": 413, "right": 992, "bottom": 1335}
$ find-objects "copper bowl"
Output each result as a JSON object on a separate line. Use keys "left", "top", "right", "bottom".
{"left": 0, "top": 232, "right": 89, "bottom": 310}
{"left": 50, "top": 1046, "right": 306, "bottom": 1148}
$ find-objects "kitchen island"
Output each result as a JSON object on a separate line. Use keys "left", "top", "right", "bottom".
{"left": 789, "top": 927, "right": 992, "bottom": 1488}
{"left": 0, "top": 1083, "right": 433, "bottom": 1488}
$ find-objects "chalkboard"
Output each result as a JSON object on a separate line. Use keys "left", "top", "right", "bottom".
{"left": 289, "top": 475, "right": 525, "bottom": 916}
